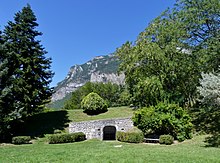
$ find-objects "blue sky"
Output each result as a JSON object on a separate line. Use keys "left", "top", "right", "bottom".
{"left": 0, "top": 0, "right": 175, "bottom": 86}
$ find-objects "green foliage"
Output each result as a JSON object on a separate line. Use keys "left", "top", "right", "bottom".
{"left": 116, "top": 131, "right": 144, "bottom": 143}
{"left": 195, "top": 72, "right": 220, "bottom": 147}
{"left": 64, "top": 82, "right": 123, "bottom": 110}
{"left": 64, "top": 89, "right": 83, "bottom": 110}
{"left": 81, "top": 92, "right": 107, "bottom": 115}
{"left": 2, "top": 4, "right": 53, "bottom": 116}
{"left": 0, "top": 4, "right": 53, "bottom": 141}
{"left": 134, "top": 77, "right": 164, "bottom": 107}
{"left": 133, "top": 103, "right": 193, "bottom": 141}
{"left": 47, "top": 132, "right": 86, "bottom": 144}
{"left": 12, "top": 136, "right": 31, "bottom": 145}
{"left": 47, "top": 93, "right": 72, "bottom": 110}
{"left": 177, "top": 0, "right": 220, "bottom": 72}
{"left": 205, "top": 134, "right": 220, "bottom": 147}
{"left": 0, "top": 31, "right": 12, "bottom": 141}
{"left": 159, "top": 135, "right": 174, "bottom": 145}
{"left": 118, "top": 89, "right": 132, "bottom": 106}
{"left": 116, "top": 0, "right": 220, "bottom": 107}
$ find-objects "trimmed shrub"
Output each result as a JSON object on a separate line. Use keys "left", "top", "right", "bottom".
{"left": 117, "top": 131, "right": 144, "bottom": 143}
{"left": 73, "top": 132, "right": 86, "bottom": 142}
{"left": 12, "top": 136, "right": 31, "bottom": 145}
{"left": 159, "top": 135, "right": 174, "bottom": 145}
{"left": 133, "top": 102, "right": 193, "bottom": 142}
{"left": 81, "top": 92, "right": 108, "bottom": 115}
{"left": 47, "top": 132, "right": 86, "bottom": 144}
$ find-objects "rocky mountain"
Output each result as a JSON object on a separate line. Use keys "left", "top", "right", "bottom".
{"left": 52, "top": 54, "right": 125, "bottom": 102}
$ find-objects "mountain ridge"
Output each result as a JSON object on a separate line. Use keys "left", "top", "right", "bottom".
{"left": 51, "top": 54, "right": 124, "bottom": 102}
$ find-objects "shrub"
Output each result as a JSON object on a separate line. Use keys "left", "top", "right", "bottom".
{"left": 133, "top": 102, "right": 193, "bottom": 142}
{"left": 47, "top": 132, "right": 86, "bottom": 144}
{"left": 116, "top": 131, "right": 144, "bottom": 143}
{"left": 159, "top": 135, "right": 174, "bottom": 145}
{"left": 73, "top": 132, "right": 87, "bottom": 142}
{"left": 81, "top": 92, "right": 108, "bottom": 115}
{"left": 205, "top": 133, "right": 220, "bottom": 147}
{"left": 12, "top": 136, "right": 31, "bottom": 145}
{"left": 196, "top": 72, "right": 220, "bottom": 147}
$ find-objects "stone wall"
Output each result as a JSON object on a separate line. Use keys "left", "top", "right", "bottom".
{"left": 69, "top": 117, "right": 133, "bottom": 140}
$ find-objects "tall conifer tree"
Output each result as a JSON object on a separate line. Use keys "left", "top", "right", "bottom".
{"left": 2, "top": 4, "right": 53, "bottom": 120}
{"left": 0, "top": 29, "right": 16, "bottom": 140}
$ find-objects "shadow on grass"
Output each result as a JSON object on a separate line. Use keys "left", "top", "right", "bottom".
{"left": 11, "top": 110, "right": 70, "bottom": 138}
{"left": 83, "top": 109, "right": 108, "bottom": 115}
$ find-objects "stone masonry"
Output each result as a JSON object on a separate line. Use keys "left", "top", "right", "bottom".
{"left": 69, "top": 117, "right": 133, "bottom": 140}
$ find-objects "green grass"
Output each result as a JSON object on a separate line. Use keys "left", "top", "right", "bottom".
{"left": 12, "top": 107, "right": 133, "bottom": 137}
{"left": 0, "top": 135, "right": 219, "bottom": 162}
{"left": 68, "top": 106, "right": 134, "bottom": 122}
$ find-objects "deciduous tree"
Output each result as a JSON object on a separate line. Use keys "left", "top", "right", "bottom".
{"left": 116, "top": 0, "right": 220, "bottom": 107}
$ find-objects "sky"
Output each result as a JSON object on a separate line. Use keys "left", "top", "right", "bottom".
{"left": 0, "top": 0, "right": 176, "bottom": 86}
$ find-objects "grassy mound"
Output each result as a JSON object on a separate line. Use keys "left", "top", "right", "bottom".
{"left": 68, "top": 106, "right": 133, "bottom": 122}
{"left": 12, "top": 107, "right": 133, "bottom": 137}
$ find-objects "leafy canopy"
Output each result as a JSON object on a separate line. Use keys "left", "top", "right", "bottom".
{"left": 116, "top": 0, "right": 220, "bottom": 107}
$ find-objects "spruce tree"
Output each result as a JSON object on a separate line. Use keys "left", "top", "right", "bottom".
{"left": 2, "top": 4, "right": 54, "bottom": 119}
{"left": 0, "top": 30, "right": 17, "bottom": 140}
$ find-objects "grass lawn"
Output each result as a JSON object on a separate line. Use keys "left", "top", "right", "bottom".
{"left": 0, "top": 135, "right": 219, "bottom": 163}
{"left": 68, "top": 106, "right": 134, "bottom": 122}
{"left": 10, "top": 106, "right": 134, "bottom": 137}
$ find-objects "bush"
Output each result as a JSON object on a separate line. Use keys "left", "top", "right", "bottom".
{"left": 205, "top": 134, "right": 220, "bottom": 147}
{"left": 116, "top": 131, "right": 144, "bottom": 143}
{"left": 12, "top": 136, "right": 31, "bottom": 145}
{"left": 81, "top": 92, "right": 108, "bottom": 115}
{"left": 159, "top": 135, "right": 174, "bottom": 145}
{"left": 47, "top": 132, "right": 86, "bottom": 144}
{"left": 133, "top": 102, "right": 193, "bottom": 142}
{"left": 196, "top": 72, "right": 220, "bottom": 147}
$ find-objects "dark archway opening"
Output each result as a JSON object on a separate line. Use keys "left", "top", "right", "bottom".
{"left": 103, "top": 126, "right": 116, "bottom": 140}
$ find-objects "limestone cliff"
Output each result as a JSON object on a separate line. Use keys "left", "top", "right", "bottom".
{"left": 52, "top": 54, "right": 124, "bottom": 102}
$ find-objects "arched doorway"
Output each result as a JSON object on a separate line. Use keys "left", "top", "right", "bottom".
{"left": 103, "top": 126, "right": 116, "bottom": 140}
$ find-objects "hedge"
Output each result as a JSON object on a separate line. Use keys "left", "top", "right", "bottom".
{"left": 117, "top": 131, "right": 144, "bottom": 143}
{"left": 47, "top": 132, "right": 86, "bottom": 144}
{"left": 12, "top": 136, "right": 31, "bottom": 145}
